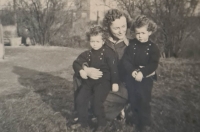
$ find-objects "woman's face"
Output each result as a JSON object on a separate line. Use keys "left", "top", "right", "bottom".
{"left": 110, "top": 16, "right": 127, "bottom": 40}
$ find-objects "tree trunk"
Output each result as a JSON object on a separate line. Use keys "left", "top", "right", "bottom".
{"left": 13, "top": 0, "right": 18, "bottom": 37}
{"left": 97, "top": 11, "right": 100, "bottom": 25}
{"left": 0, "top": 23, "right": 4, "bottom": 60}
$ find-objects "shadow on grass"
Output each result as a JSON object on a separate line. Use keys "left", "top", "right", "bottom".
{"left": 12, "top": 64, "right": 200, "bottom": 132}
{"left": 12, "top": 66, "right": 130, "bottom": 131}
{"left": 12, "top": 66, "right": 75, "bottom": 122}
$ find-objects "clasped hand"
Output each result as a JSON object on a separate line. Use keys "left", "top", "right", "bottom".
{"left": 132, "top": 71, "right": 143, "bottom": 82}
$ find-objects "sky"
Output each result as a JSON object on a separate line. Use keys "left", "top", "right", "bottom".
{"left": 0, "top": 0, "right": 12, "bottom": 6}
{"left": 0, "top": 0, "right": 12, "bottom": 9}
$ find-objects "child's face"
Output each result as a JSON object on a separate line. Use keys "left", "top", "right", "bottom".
{"left": 135, "top": 25, "right": 152, "bottom": 43}
{"left": 90, "top": 34, "right": 104, "bottom": 50}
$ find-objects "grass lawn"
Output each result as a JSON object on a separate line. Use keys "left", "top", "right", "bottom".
{"left": 0, "top": 46, "right": 200, "bottom": 132}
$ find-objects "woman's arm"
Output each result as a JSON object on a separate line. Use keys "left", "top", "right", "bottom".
{"left": 105, "top": 49, "right": 119, "bottom": 84}
{"left": 105, "top": 49, "right": 119, "bottom": 92}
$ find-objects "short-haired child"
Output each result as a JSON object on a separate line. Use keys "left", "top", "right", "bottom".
{"left": 73, "top": 25, "right": 119, "bottom": 131}
{"left": 123, "top": 15, "right": 160, "bottom": 131}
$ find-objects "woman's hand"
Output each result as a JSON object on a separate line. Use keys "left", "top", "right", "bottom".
{"left": 112, "top": 83, "right": 119, "bottom": 92}
{"left": 79, "top": 70, "right": 88, "bottom": 79}
{"left": 135, "top": 72, "right": 143, "bottom": 82}
{"left": 84, "top": 66, "right": 103, "bottom": 80}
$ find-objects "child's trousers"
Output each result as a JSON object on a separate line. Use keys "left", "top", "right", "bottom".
{"left": 126, "top": 75, "right": 153, "bottom": 128}
{"left": 76, "top": 80, "right": 110, "bottom": 127}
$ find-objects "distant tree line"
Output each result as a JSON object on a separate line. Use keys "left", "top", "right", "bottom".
{"left": 115, "top": 0, "right": 200, "bottom": 58}
{"left": 1, "top": 0, "right": 200, "bottom": 58}
{"left": 0, "top": 0, "right": 81, "bottom": 46}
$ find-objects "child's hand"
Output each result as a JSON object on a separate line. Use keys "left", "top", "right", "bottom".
{"left": 135, "top": 72, "right": 143, "bottom": 82}
{"left": 112, "top": 83, "right": 119, "bottom": 92}
{"left": 79, "top": 70, "right": 88, "bottom": 79}
{"left": 132, "top": 71, "right": 138, "bottom": 78}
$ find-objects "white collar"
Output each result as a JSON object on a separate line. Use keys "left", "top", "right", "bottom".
{"left": 108, "top": 37, "right": 129, "bottom": 46}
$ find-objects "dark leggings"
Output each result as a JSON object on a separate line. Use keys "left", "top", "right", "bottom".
{"left": 126, "top": 75, "right": 153, "bottom": 128}
{"left": 76, "top": 80, "right": 110, "bottom": 126}
{"left": 73, "top": 75, "right": 128, "bottom": 120}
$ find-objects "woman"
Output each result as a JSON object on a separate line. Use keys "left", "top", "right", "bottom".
{"left": 73, "top": 9, "right": 132, "bottom": 121}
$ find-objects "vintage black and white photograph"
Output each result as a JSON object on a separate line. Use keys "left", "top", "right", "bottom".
{"left": 0, "top": 0, "right": 200, "bottom": 132}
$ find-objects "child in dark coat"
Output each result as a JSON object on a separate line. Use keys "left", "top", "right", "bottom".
{"left": 73, "top": 25, "right": 119, "bottom": 131}
{"left": 123, "top": 15, "right": 160, "bottom": 131}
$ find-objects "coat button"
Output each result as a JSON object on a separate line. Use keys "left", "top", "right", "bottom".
{"left": 100, "top": 58, "right": 102, "bottom": 60}
{"left": 146, "top": 53, "right": 149, "bottom": 55}
{"left": 101, "top": 53, "right": 103, "bottom": 55}
{"left": 89, "top": 59, "right": 90, "bottom": 61}
{"left": 147, "top": 48, "right": 149, "bottom": 50}
{"left": 149, "top": 44, "right": 151, "bottom": 46}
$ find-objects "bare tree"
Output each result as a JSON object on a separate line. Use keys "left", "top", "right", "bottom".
{"left": 16, "top": 0, "right": 76, "bottom": 45}
{"left": 115, "top": 0, "right": 200, "bottom": 58}
{"left": 115, "top": 0, "right": 137, "bottom": 18}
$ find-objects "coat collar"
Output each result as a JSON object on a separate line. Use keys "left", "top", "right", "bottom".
{"left": 108, "top": 37, "right": 129, "bottom": 46}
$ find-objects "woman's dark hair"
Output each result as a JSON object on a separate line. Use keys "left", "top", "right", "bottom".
{"left": 131, "top": 15, "right": 157, "bottom": 33}
{"left": 103, "top": 9, "right": 132, "bottom": 30}
{"left": 86, "top": 25, "right": 106, "bottom": 41}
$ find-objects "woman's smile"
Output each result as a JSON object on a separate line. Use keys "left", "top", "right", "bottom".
{"left": 110, "top": 16, "right": 127, "bottom": 40}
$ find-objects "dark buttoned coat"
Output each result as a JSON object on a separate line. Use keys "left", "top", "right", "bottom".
{"left": 123, "top": 38, "right": 160, "bottom": 78}
{"left": 73, "top": 44, "right": 119, "bottom": 84}
{"left": 122, "top": 38, "right": 160, "bottom": 126}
